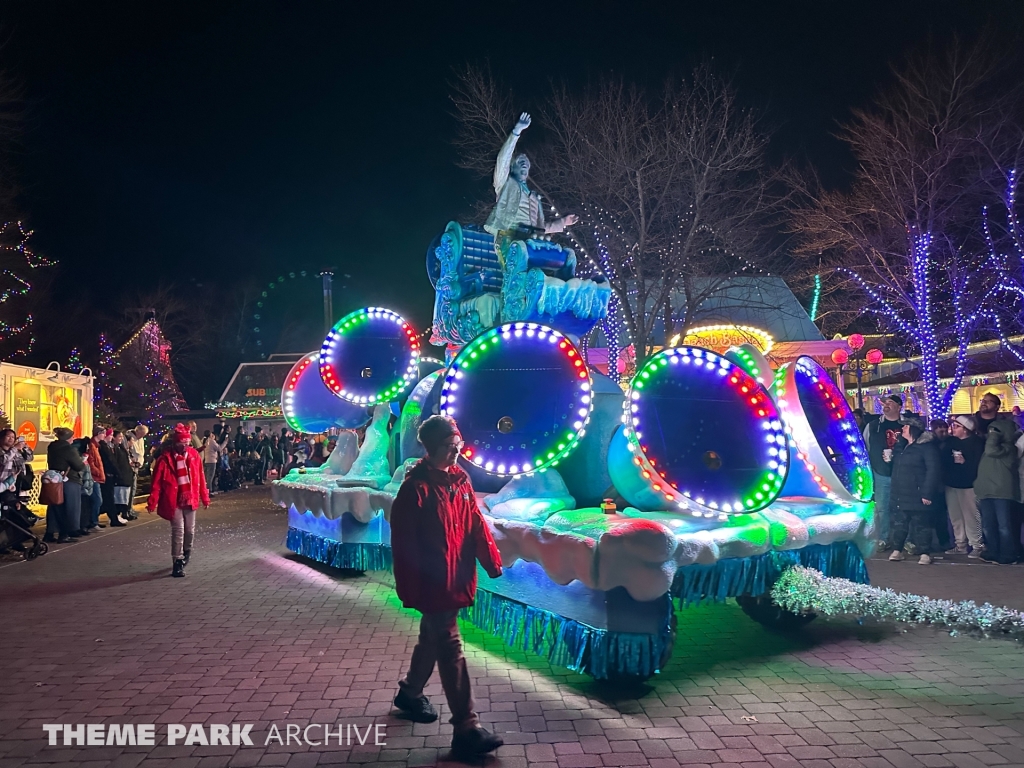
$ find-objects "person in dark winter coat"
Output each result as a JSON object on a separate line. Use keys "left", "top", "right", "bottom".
{"left": 974, "top": 418, "right": 1021, "bottom": 565}
{"left": 45, "top": 427, "right": 87, "bottom": 543}
{"left": 888, "top": 416, "right": 942, "bottom": 564}
{"left": 862, "top": 394, "right": 904, "bottom": 548}
{"left": 97, "top": 430, "right": 126, "bottom": 526}
{"left": 111, "top": 432, "right": 137, "bottom": 522}
{"left": 941, "top": 415, "right": 985, "bottom": 555}
{"left": 390, "top": 415, "right": 504, "bottom": 762}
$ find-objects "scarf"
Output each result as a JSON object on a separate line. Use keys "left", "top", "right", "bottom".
{"left": 174, "top": 448, "right": 194, "bottom": 509}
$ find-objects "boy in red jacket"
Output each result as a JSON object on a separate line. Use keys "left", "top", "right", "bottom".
{"left": 391, "top": 415, "right": 504, "bottom": 761}
{"left": 147, "top": 424, "right": 210, "bottom": 578}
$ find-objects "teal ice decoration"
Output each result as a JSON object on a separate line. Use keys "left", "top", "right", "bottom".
{"left": 459, "top": 587, "right": 674, "bottom": 680}
{"left": 286, "top": 528, "right": 393, "bottom": 571}
{"left": 672, "top": 541, "right": 869, "bottom": 606}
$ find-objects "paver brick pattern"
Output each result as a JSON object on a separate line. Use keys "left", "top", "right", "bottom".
{"left": 1, "top": 488, "right": 1022, "bottom": 768}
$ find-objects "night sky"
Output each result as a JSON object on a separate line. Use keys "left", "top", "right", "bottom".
{"left": 2, "top": 1, "right": 1022, "bottom": 402}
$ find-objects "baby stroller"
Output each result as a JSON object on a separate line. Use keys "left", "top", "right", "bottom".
{"left": 218, "top": 453, "right": 240, "bottom": 492}
{"left": 0, "top": 490, "right": 47, "bottom": 560}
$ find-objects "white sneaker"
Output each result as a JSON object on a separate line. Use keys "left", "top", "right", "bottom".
{"left": 889, "top": 550, "right": 904, "bottom": 561}
{"left": 968, "top": 549, "right": 984, "bottom": 559}
{"left": 918, "top": 554, "right": 932, "bottom": 565}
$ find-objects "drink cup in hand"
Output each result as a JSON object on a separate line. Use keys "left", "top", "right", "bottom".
{"left": 882, "top": 448, "right": 893, "bottom": 462}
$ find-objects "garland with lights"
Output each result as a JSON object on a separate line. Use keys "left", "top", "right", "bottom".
{"left": 841, "top": 227, "right": 989, "bottom": 419}
{"left": 66, "top": 347, "right": 83, "bottom": 373}
{"left": 441, "top": 323, "right": 592, "bottom": 477}
{"left": 985, "top": 169, "right": 1024, "bottom": 367}
{"left": 0, "top": 221, "right": 54, "bottom": 357}
{"left": 808, "top": 273, "right": 822, "bottom": 323}
{"left": 215, "top": 405, "right": 283, "bottom": 419}
{"left": 550, "top": 199, "right": 773, "bottom": 383}
{"left": 772, "top": 566, "right": 1024, "bottom": 640}
{"left": 99, "top": 319, "right": 187, "bottom": 422}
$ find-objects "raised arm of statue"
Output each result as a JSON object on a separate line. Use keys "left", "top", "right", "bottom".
{"left": 493, "top": 113, "right": 532, "bottom": 195}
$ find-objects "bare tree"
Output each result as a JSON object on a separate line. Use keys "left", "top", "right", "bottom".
{"left": 450, "top": 64, "right": 791, "bottom": 375}
{"left": 790, "top": 38, "right": 1019, "bottom": 418}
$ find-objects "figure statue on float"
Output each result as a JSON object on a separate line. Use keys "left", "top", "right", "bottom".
{"left": 484, "top": 113, "right": 578, "bottom": 237}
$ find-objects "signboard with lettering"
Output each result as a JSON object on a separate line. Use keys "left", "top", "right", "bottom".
{"left": 13, "top": 380, "right": 41, "bottom": 450}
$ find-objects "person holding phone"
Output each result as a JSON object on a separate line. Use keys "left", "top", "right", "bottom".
{"left": 941, "top": 416, "right": 984, "bottom": 556}
{"left": 863, "top": 394, "right": 905, "bottom": 550}
{"left": 888, "top": 416, "right": 942, "bottom": 564}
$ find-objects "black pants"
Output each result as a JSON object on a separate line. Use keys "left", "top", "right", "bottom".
{"left": 891, "top": 505, "right": 937, "bottom": 555}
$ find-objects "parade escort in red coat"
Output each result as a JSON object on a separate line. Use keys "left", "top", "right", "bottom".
{"left": 390, "top": 458, "right": 503, "bottom": 614}
{"left": 147, "top": 424, "right": 210, "bottom": 579}
{"left": 148, "top": 439, "right": 210, "bottom": 521}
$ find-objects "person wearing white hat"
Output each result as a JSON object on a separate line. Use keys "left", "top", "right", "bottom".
{"left": 941, "top": 415, "right": 984, "bottom": 556}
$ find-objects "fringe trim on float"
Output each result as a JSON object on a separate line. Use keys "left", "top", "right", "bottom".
{"left": 286, "top": 528, "right": 393, "bottom": 571}
{"left": 672, "top": 541, "right": 869, "bottom": 606}
{"left": 459, "top": 589, "right": 674, "bottom": 680}
{"left": 773, "top": 566, "right": 1024, "bottom": 640}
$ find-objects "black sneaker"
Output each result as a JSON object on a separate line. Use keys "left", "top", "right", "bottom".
{"left": 393, "top": 690, "right": 438, "bottom": 723}
{"left": 172, "top": 559, "right": 186, "bottom": 578}
{"left": 451, "top": 727, "right": 503, "bottom": 761}
{"left": 183, "top": 549, "right": 191, "bottom": 566}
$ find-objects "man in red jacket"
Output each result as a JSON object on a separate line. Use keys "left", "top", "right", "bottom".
{"left": 391, "top": 415, "right": 504, "bottom": 761}
{"left": 147, "top": 424, "right": 210, "bottom": 578}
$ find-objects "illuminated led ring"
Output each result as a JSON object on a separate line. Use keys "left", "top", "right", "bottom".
{"left": 773, "top": 356, "right": 873, "bottom": 502}
{"left": 318, "top": 307, "right": 420, "bottom": 404}
{"left": 441, "top": 323, "right": 592, "bottom": 477}
{"left": 283, "top": 352, "right": 370, "bottom": 433}
{"left": 723, "top": 344, "right": 773, "bottom": 387}
{"left": 620, "top": 346, "right": 789, "bottom": 518}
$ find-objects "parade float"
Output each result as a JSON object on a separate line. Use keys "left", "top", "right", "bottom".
{"left": 273, "top": 116, "right": 876, "bottom": 680}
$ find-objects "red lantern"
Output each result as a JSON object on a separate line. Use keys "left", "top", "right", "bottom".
{"left": 847, "top": 333, "right": 865, "bottom": 351}
{"left": 865, "top": 348, "right": 884, "bottom": 365}
{"left": 831, "top": 349, "right": 849, "bottom": 366}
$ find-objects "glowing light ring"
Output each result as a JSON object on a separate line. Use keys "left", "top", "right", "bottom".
{"left": 773, "top": 356, "right": 873, "bottom": 503}
{"left": 283, "top": 352, "right": 369, "bottom": 433}
{"left": 621, "top": 346, "right": 789, "bottom": 518}
{"left": 723, "top": 344, "right": 772, "bottom": 387}
{"left": 441, "top": 323, "right": 592, "bottom": 477}
{"left": 318, "top": 307, "right": 420, "bottom": 404}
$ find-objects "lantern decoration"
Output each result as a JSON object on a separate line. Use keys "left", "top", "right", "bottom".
{"left": 440, "top": 323, "right": 593, "bottom": 477}
{"left": 607, "top": 346, "right": 789, "bottom": 519}
{"left": 282, "top": 353, "right": 370, "bottom": 433}
{"left": 318, "top": 307, "right": 420, "bottom": 404}
{"left": 865, "top": 348, "right": 884, "bottom": 366}
{"left": 774, "top": 356, "right": 872, "bottom": 503}
{"left": 830, "top": 349, "right": 849, "bottom": 366}
{"left": 847, "top": 333, "right": 865, "bottom": 351}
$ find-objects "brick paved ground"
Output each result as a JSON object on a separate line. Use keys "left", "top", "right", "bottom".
{"left": 1, "top": 488, "right": 1022, "bottom": 768}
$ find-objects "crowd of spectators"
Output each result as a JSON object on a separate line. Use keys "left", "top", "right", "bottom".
{"left": 0, "top": 419, "right": 341, "bottom": 551}
{"left": 859, "top": 392, "right": 1024, "bottom": 565}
